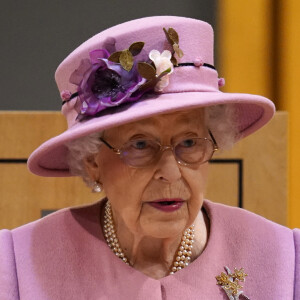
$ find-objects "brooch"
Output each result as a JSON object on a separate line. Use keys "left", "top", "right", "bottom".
{"left": 216, "top": 266, "right": 250, "bottom": 300}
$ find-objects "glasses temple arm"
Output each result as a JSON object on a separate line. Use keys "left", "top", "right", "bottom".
{"left": 99, "top": 137, "right": 116, "bottom": 150}
{"left": 208, "top": 130, "right": 219, "bottom": 150}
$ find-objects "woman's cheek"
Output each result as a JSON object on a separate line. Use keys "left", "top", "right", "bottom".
{"left": 111, "top": 169, "right": 154, "bottom": 226}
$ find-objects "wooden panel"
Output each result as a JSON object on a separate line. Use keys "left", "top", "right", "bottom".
{"left": 0, "top": 164, "right": 103, "bottom": 229}
{"left": 206, "top": 111, "right": 288, "bottom": 225}
{"left": 0, "top": 112, "right": 66, "bottom": 158}
{"left": 0, "top": 111, "right": 288, "bottom": 229}
{"left": 0, "top": 111, "right": 103, "bottom": 229}
{"left": 206, "top": 162, "right": 239, "bottom": 207}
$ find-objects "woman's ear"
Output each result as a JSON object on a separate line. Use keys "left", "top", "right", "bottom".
{"left": 83, "top": 153, "right": 101, "bottom": 182}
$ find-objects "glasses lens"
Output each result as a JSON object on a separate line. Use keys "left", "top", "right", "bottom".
{"left": 174, "top": 138, "right": 214, "bottom": 165}
{"left": 120, "top": 139, "right": 160, "bottom": 167}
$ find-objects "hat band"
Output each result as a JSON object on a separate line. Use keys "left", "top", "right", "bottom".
{"left": 61, "top": 65, "right": 220, "bottom": 128}
{"left": 164, "top": 64, "right": 219, "bottom": 93}
{"left": 61, "top": 63, "right": 218, "bottom": 106}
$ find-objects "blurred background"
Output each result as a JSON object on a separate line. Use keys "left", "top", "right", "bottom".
{"left": 0, "top": 0, "right": 299, "bottom": 228}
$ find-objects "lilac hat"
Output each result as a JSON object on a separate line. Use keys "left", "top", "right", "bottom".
{"left": 28, "top": 16, "right": 275, "bottom": 177}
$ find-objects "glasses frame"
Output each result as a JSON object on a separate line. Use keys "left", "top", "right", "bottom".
{"left": 99, "top": 130, "right": 219, "bottom": 167}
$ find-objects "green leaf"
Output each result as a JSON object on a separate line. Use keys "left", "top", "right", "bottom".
{"left": 129, "top": 42, "right": 145, "bottom": 56}
{"left": 138, "top": 78, "right": 159, "bottom": 92}
{"left": 157, "top": 67, "right": 171, "bottom": 80}
{"left": 137, "top": 62, "right": 156, "bottom": 80}
{"left": 138, "top": 66, "right": 172, "bottom": 93}
{"left": 119, "top": 50, "right": 134, "bottom": 71}
{"left": 168, "top": 28, "right": 179, "bottom": 44}
{"left": 108, "top": 51, "right": 122, "bottom": 63}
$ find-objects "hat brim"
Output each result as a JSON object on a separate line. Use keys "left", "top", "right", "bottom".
{"left": 27, "top": 91, "right": 275, "bottom": 177}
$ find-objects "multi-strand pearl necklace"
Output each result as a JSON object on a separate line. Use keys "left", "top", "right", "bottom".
{"left": 103, "top": 201, "right": 195, "bottom": 275}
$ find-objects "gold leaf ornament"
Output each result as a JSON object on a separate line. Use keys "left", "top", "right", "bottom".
{"left": 163, "top": 27, "right": 184, "bottom": 62}
{"left": 163, "top": 28, "right": 172, "bottom": 45}
{"left": 167, "top": 27, "right": 179, "bottom": 44}
{"left": 108, "top": 51, "right": 123, "bottom": 63}
{"left": 231, "top": 268, "right": 248, "bottom": 282}
{"left": 216, "top": 272, "right": 230, "bottom": 285}
{"left": 137, "top": 67, "right": 171, "bottom": 92}
{"left": 216, "top": 267, "right": 250, "bottom": 300}
{"left": 137, "top": 62, "right": 156, "bottom": 80}
{"left": 119, "top": 50, "right": 134, "bottom": 71}
{"left": 129, "top": 42, "right": 145, "bottom": 56}
{"left": 170, "top": 56, "right": 178, "bottom": 66}
{"left": 173, "top": 43, "right": 184, "bottom": 58}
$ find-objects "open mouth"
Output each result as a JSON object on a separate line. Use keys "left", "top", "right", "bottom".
{"left": 158, "top": 201, "right": 177, "bottom": 206}
{"left": 148, "top": 199, "right": 184, "bottom": 212}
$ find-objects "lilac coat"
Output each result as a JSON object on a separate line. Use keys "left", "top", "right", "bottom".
{"left": 0, "top": 200, "right": 299, "bottom": 299}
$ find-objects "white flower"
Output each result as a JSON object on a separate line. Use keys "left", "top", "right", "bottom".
{"left": 149, "top": 50, "right": 174, "bottom": 91}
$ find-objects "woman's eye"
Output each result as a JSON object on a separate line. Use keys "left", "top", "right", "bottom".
{"left": 132, "top": 140, "right": 148, "bottom": 149}
{"left": 180, "top": 139, "right": 196, "bottom": 147}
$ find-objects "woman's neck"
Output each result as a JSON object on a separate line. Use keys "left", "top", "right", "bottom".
{"left": 101, "top": 204, "right": 209, "bottom": 279}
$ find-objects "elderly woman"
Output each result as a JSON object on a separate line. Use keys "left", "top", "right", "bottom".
{"left": 0, "top": 16, "right": 299, "bottom": 300}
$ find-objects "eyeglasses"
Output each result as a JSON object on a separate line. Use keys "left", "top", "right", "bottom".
{"left": 99, "top": 131, "right": 218, "bottom": 168}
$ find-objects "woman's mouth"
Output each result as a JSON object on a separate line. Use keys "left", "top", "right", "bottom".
{"left": 148, "top": 198, "right": 185, "bottom": 212}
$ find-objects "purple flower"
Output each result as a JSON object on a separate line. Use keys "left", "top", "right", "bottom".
{"left": 75, "top": 49, "right": 146, "bottom": 118}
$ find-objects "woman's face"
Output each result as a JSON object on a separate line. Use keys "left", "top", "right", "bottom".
{"left": 87, "top": 109, "right": 209, "bottom": 239}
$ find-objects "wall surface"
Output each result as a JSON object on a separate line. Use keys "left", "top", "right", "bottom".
{"left": 0, "top": 0, "right": 216, "bottom": 110}
{"left": 217, "top": 0, "right": 300, "bottom": 228}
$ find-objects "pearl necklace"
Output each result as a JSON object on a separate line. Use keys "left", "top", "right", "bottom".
{"left": 103, "top": 201, "right": 195, "bottom": 275}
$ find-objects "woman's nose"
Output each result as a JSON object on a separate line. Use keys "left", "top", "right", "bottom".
{"left": 153, "top": 149, "right": 182, "bottom": 183}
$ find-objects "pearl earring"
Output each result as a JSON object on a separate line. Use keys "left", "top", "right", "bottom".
{"left": 92, "top": 181, "right": 102, "bottom": 193}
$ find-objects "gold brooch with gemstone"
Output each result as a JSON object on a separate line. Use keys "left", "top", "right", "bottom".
{"left": 216, "top": 267, "right": 250, "bottom": 300}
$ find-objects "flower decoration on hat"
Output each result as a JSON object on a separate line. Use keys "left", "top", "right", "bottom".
{"left": 216, "top": 267, "right": 250, "bottom": 300}
{"left": 149, "top": 50, "right": 174, "bottom": 91}
{"left": 64, "top": 27, "right": 206, "bottom": 121}
{"left": 107, "top": 41, "right": 145, "bottom": 72}
{"left": 66, "top": 28, "right": 182, "bottom": 121}
{"left": 163, "top": 27, "right": 184, "bottom": 65}
{"left": 73, "top": 48, "right": 147, "bottom": 118}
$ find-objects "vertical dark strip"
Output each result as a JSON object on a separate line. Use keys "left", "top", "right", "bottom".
{"left": 238, "top": 160, "right": 243, "bottom": 208}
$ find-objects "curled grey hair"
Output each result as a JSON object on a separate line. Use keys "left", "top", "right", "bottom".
{"left": 66, "top": 104, "right": 238, "bottom": 188}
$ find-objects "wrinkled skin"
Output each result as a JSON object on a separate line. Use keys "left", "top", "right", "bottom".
{"left": 85, "top": 109, "right": 210, "bottom": 279}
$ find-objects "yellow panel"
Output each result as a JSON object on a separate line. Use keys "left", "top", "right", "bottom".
{"left": 206, "top": 112, "right": 288, "bottom": 226}
{"left": 0, "top": 111, "right": 66, "bottom": 158}
{"left": 0, "top": 111, "right": 104, "bottom": 229}
{"left": 217, "top": 0, "right": 273, "bottom": 99}
{"left": 206, "top": 163, "right": 239, "bottom": 207}
{"left": 277, "top": 0, "right": 300, "bottom": 228}
{"left": 0, "top": 163, "right": 103, "bottom": 229}
{"left": 0, "top": 112, "right": 288, "bottom": 229}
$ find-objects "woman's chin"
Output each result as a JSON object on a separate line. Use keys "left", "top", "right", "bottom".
{"left": 143, "top": 225, "right": 187, "bottom": 239}
{"left": 139, "top": 216, "right": 190, "bottom": 239}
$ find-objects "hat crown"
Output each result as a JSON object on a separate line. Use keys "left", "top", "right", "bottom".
{"left": 55, "top": 16, "right": 214, "bottom": 94}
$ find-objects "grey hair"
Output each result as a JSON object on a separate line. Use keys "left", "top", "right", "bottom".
{"left": 66, "top": 132, "right": 104, "bottom": 188}
{"left": 205, "top": 104, "right": 238, "bottom": 150}
{"left": 66, "top": 104, "right": 238, "bottom": 187}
